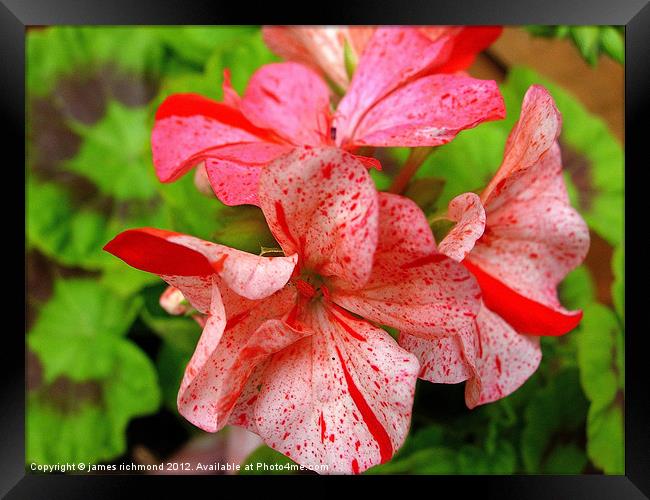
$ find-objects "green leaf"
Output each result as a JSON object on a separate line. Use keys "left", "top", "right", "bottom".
{"left": 559, "top": 265, "right": 596, "bottom": 311}
{"left": 570, "top": 26, "right": 601, "bottom": 65}
{"left": 27, "top": 178, "right": 108, "bottom": 269}
{"left": 158, "top": 26, "right": 256, "bottom": 67}
{"left": 575, "top": 303, "right": 624, "bottom": 473}
{"left": 367, "top": 446, "right": 458, "bottom": 475}
{"left": 156, "top": 341, "right": 194, "bottom": 411}
{"left": 599, "top": 26, "right": 625, "bottom": 64}
{"left": 27, "top": 279, "right": 160, "bottom": 464}
{"left": 239, "top": 445, "right": 298, "bottom": 475}
{"left": 543, "top": 443, "right": 588, "bottom": 474}
{"left": 586, "top": 403, "right": 624, "bottom": 474}
{"left": 27, "top": 27, "right": 165, "bottom": 97}
{"left": 521, "top": 369, "right": 588, "bottom": 473}
{"left": 27, "top": 341, "right": 160, "bottom": 465}
{"left": 576, "top": 303, "right": 622, "bottom": 409}
{"left": 64, "top": 101, "right": 156, "bottom": 201}
{"left": 28, "top": 279, "right": 142, "bottom": 382}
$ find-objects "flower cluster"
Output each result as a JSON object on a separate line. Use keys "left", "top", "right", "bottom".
{"left": 105, "top": 26, "right": 589, "bottom": 474}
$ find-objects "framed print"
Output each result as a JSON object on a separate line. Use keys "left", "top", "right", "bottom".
{"left": 4, "top": 0, "right": 647, "bottom": 497}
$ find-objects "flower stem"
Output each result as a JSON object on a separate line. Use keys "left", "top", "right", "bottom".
{"left": 388, "top": 147, "right": 434, "bottom": 194}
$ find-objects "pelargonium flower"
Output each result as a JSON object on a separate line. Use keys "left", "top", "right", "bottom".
{"left": 262, "top": 26, "right": 503, "bottom": 91}
{"left": 152, "top": 27, "right": 505, "bottom": 206}
{"left": 104, "top": 147, "right": 480, "bottom": 473}
{"left": 401, "top": 85, "right": 590, "bottom": 407}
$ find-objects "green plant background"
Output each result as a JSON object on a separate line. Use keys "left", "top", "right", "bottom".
{"left": 26, "top": 26, "right": 624, "bottom": 474}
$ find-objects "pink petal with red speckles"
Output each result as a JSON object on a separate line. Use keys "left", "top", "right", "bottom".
{"left": 179, "top": 288, "right": 309, "bottom": 433}
{"left": 467, "top": 305, "right": 541, "bottom": 407}
{"left": 331, "top": 193, "right": 480, "bottom": 337}
{"left": 151, "top": 93, "right": 274, "bottom": 183}
{"left": 203, "top": 142, "right": 293, "bottom": 206}
{"left": 240, "top": 62, "right": 331, "bottom": 146}
{"left": 258, "top": 147, "right": 379, "bottom": 290}
{"left": 350, "top": 74, "right": 505, "bottom": 147}
{"left": 482, "top": 85, "right": 562, "bottom": 205}
{"left": 334, "top": 28, "right": 453, "bottom": 146}
{"left": 439, "top": 192, "right": 486, "bottom": 262}
{"left": 399, "top": 329, "right": 476, "bottom": 384}
{"left": 247, "top": 303, "right": 418, "bottom": 474}
{"left": 470, "top": 143, "right": 589, "bottom": 316}
{"left": 103, "top": 228, "right": 297, "bottom": 311}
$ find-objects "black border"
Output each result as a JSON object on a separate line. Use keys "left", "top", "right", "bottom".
{"left": 6, "top": 0, "right": 648, "bottom": 497}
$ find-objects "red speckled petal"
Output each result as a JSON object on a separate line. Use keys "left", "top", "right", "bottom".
{"left": 482, "top": 85, "right": 562, "bottom": 204}
{"left": 258, "top": 147, "right": 379, "bottom": 290}
{"left": 467, "top": 305, "right": 541, "bottom": 407}
{"left": 331, "top": 193, "right": 480, "bottom": 337}
{"left": 103, "top": 228, "right": 297, "bottom": 310}
{"left": 179, "top": 288, "right": 308, "bottom": 432}
{"left": 240, "top": 62, "right": 332, "bottom": 146}
{"left": 439, "top": 192, "right": 486, "bottom": 262}
{"left": 203, "top": 142, "right": 293, "bottom": 206}
{"left": 350, "top": 74, "right": 505, "bottom": 147}
{"left": 463, "top": 86, "right": 589, "bottom": 334}
{"left": 248, "top": 303, "right": 418, "bottom": 474}
{"left": 335, "top": 27, "right": 453, "bottom": 146}
{"left": 468, "top": 145, "right": 589, "bottom": 323}
{"left": 152, "top": 93, "right": 275, "bottom": 183}
{"left": 399, "top": 329, "right": 476, "bottom": 384}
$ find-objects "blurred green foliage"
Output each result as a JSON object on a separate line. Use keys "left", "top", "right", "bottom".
{"left": 26, "top": 26, "right": 623, "bottom": 475}
{"left": 526, "top": 26, "right": 624, "bottom": 66}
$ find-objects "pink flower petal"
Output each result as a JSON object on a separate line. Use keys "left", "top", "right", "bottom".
{"left": 203, "top": 142, "right": 293, "bottom": 206}
{"left": 331, "top": 193, "right": 480, "bottom": 337}
{"left": 349, "top": 74, "right": 505, "bottom": 147}
{"left": 179, "top": 289, "right": 310, "bottom": 433}
{"left": 246, "top": 303, "right": 418, "bottom": 474}
{"left": 258, "top": 147, "right": 379, "bottom": 290}
{"left": 482, "top": 85, "right": 562, "bottom": 204}
{"left": 240, "top": 62, "right": 332, "bottom": 146}
{"left": 334, "top": 27, "right": 453, "bottom": 146}
{"left": 262, "top": 27, "right": 349, "bottom": 91}
{"left": 463, "top": 86, "right": 589, "bottom": 335}
{"left": 399, "top": 330, "right": 476, "bottom": 385}
{"left": 151, "top": 93, "right": 275, "bottom": 183}
{"left": 103, "top": 228, "right": 298, "bottom": 309}
{"left": 466, "top": 305, "right": 541, "bottom": 408}
{"left": 438, "top": 192, "right": 486, "bottom": 262}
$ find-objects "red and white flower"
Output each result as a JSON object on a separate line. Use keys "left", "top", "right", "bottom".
{"left": 105, "top": 147, "right": 479, "bottom": 473}
{"left": 403, "top": 85, "right": 590, "bottom": 407}
{"left": 152, "top": 27, "right": 505, "bottom": 206}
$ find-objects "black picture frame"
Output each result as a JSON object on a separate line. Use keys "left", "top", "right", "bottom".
{"left": 6, "top": 0, "right": 646, "bottom": 497}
